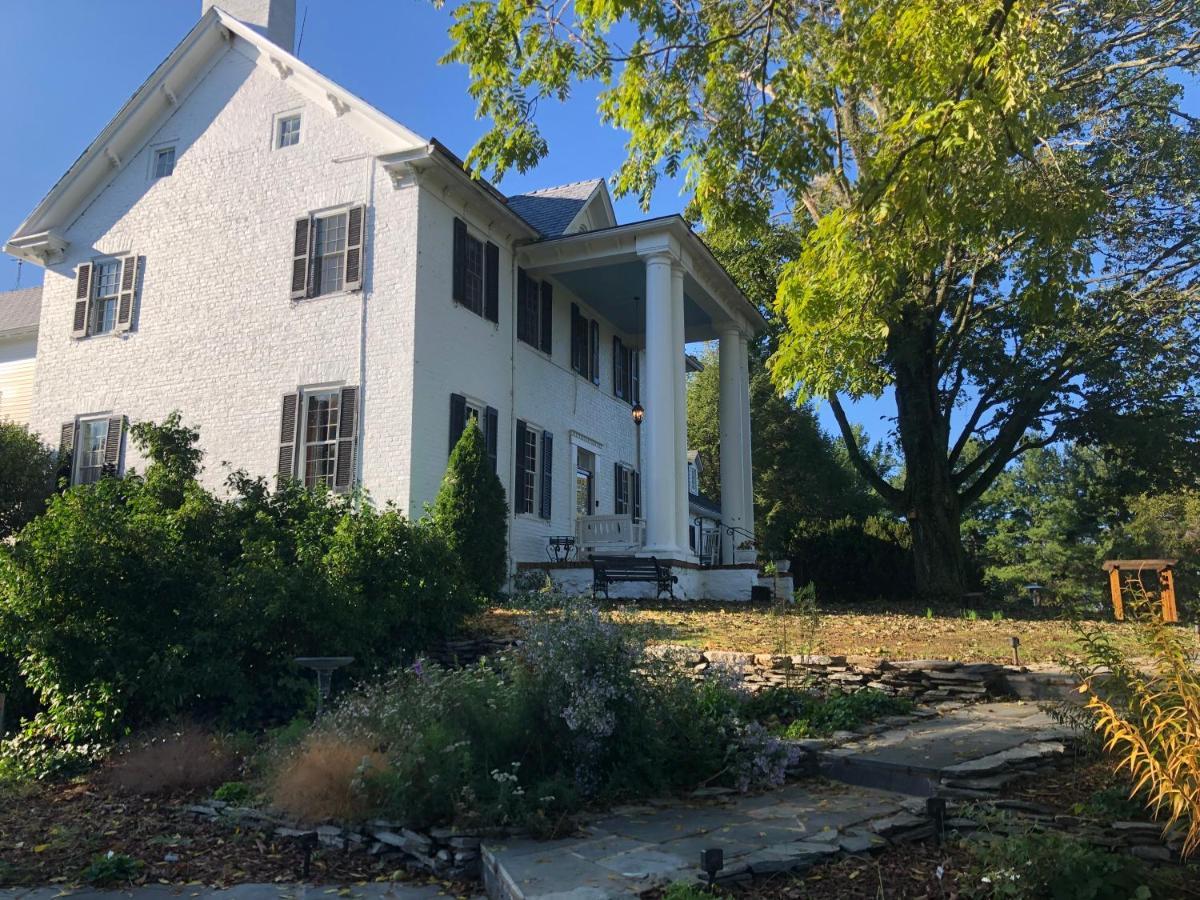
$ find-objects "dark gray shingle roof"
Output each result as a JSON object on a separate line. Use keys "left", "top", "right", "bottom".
{"left": 507, "top": 179, "right": 602, "bottom": 237}
{"left": 0, "top": 285, "right": 41, "bottom": 334}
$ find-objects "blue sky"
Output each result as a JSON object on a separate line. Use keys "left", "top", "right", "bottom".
{"left": 1, "top": 1, "right": 1192, "bottom": 450}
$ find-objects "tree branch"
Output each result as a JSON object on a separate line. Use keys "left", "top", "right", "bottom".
{"left": 827, "top": 393, "right": 905, "bottom": 508}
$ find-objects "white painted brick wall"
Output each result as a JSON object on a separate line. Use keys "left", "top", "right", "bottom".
{"left": 29, "top": 32, "right": 664, "bottom": 573}
{"left": 31, "top": 38, "right": 422, "bottom": 508}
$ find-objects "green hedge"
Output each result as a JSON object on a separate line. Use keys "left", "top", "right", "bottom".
{"left": 0, "top": 415, "right": 474, "bottom": 768}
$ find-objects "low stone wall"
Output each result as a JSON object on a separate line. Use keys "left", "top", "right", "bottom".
{"left": 656, "top": 647, "right": 1013, "bottom": 702}
{"left": 184, "top": 802, "right": 486, "bottom": 879}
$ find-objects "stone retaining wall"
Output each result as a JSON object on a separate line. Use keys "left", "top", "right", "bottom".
{"left": 656, "top": 647, "right": 1014, "bottom": 703}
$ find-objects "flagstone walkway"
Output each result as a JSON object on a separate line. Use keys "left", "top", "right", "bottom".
{"left": 482, "top": 702, "right": 1076, "bottom": 900}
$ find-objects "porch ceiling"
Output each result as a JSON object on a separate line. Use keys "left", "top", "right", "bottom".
{"left": 516, "top": 215, "right": 766, "bottom": 343}
{"left": 552, "top": 262, "right": 714, "bottom": 341}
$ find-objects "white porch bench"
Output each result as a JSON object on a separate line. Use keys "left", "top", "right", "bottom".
{"left": 576, "top": 514, "right": 644, "bottom": 557}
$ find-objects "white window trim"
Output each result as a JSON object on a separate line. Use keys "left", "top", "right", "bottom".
{"left": 295, "top": 383, "right": 347, "bottom": 491}
{"left": 73, "top": 414, "right": 111, "bottom": 486}
{"left": 272, "top": 108, "right": 303, "bottom": 150}
{"left": 148, "top": 140, "right": 178, "bottom": 180}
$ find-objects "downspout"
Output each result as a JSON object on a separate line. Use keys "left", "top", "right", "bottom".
{"left": 357, "top": 155, "right": 377, "bottom": 502}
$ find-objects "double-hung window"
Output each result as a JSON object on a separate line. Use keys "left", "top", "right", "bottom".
{"left": 612, "top": 337, "right": 640, "bottom": 403}
{"left": 301, "top": 389, "right": 340, "bottom": 489}
{"left": 570, "top": 304, "right": 600, "bottom": 383}
{"left": 516, "top": 269, "right": 553, "bottom": 352}
{"left": 515, "top": 420, "right": 553, "bottom": 518}
{"left": 452, "top": 218, "right": 499, "bottom": 322}
{"left": 277, "top": 386, "right": 360, "bottom": 492}
{"left": 76, "top": 418, "right": 108, "bottom": 485}
{"left": 92, "top": 261, "right": 121, "bottom": 335}
{"left": 72, "top": 256, "right": 140, "bottom": 339}
{"left": 290, "top": 206, "right": 366, "bottom": 299}
{"left": 60, "top": 415, "right": 126, "bottom": 485}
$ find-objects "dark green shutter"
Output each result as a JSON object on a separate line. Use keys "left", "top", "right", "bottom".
{"left": 632, "top": 470, "right": 642, "bottom": 520}
{"left": 539, "top": 281, "right": 553, "bottom": 353}
{"left": 102, "top": 416, "right": 125, "bottom": 476}
{"left": 449, "top": 393, "right": 467, "bottom": 456}
{"left": 614, "top": 462, "right": 625, "bottom": 513}
{"left": 631, "top": 350, "right": 641, "bottom": 404}
{"left": 540, "top": 431, "right": 553, "bottom": 519}
{"left": 484, "top": 406, "right": 498, "bottom": 473}
{"left": 515, "top": 420, "right": 528, "bottom": 513}
{"left": 278, "top": 393, "right": 300, "bottom": 483}
{"left": 484, "top": 241, "right": 499, "bottom": 322}
{"left": 570, "top": 304, "right": 583, "bottom": 374}
{"left": 452, "top": 218, "right": 467, "bottom": 305}
{"left": 334, "top": 386, "right": 359, "bottom": 492}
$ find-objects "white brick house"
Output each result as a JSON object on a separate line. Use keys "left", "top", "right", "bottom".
{"left": 4, "top": 1, "right": 764, "bottom": 599}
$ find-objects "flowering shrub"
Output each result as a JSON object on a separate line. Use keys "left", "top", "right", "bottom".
{"left": 280, "top": 598, "right": 790, "bottom": 831}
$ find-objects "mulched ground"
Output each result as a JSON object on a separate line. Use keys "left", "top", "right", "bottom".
{"left": 476, "top": 600, "right": 1148, "bottom": 665}
{"left": 0, "top": 776, "right": 452, "bottom": 889}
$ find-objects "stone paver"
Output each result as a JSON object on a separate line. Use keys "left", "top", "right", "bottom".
{"left": 482, "top": 780, "right": 910, "bottom": 900}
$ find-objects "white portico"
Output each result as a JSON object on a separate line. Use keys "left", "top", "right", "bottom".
{"left": 519, "top": 216, "right": 764, "bottom": 571}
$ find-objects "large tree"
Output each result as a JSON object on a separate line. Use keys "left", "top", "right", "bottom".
{"left": 439, "top": 0, "right": 1200, "bottom": 597}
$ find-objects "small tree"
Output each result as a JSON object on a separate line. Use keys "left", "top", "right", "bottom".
{"left": 0, "top": 421, "right": 57, "bottom": 539}
{"left": 431, "top": 418, "right": 508, "bottom": 600}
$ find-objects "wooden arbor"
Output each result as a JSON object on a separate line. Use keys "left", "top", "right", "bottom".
{"left": 1102, "top": 559, "right": 1179, "bottom": 623}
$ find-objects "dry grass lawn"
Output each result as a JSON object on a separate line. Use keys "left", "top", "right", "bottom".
{"left": 478, "top": 600, "right": 1152, "bottom": 665}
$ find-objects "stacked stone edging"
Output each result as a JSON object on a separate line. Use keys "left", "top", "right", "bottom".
{"left": 651, "top": 646, "right": 1016, "bottom": 702}
{"left": 184, "top": 802, "right": 486, "bottom": 879}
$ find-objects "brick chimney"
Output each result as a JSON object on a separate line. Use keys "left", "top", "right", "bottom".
{"left": 203, "top": 0, "right": 296, "bottom": 53}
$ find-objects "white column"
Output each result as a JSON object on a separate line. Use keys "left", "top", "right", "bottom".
{"left": 718, "top": 328, "right": 746, "bottom": 564}
{"left": 671, "top": 264, "right": 689, "bottom": 556}
{"left": 738, "top": 334, "right": 756, "bottom": 560}
{"left": 642, "top": 253, "right": 680, "bottom": 555}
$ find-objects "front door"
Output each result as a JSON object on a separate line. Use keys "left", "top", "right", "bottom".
{"left": 575, "top": 447, "right": 595, "bottom": 519}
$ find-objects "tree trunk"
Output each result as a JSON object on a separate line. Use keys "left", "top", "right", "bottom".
{"left": 889, "top": 309, "right": 967, "bottom": 601}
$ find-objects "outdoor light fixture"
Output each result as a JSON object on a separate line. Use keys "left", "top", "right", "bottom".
{"left": 926, "top": 797, "right": 947, "bottom": 847}
{"left": 700, "top": 848, "right": 724, "bottom": 890}
{"left": 631, "top": 402, "right": 645, "bottom": 425}
{"left": 1010, "top": 635, "right": 1022, "bottom": 667}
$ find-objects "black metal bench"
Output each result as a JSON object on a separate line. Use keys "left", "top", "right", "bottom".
{"left": 592, "top": 555, "right": 677, "bottom": 602}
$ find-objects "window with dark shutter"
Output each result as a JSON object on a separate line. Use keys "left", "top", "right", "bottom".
{"left": 449, "top": 393, "right": 468, "bottom": 456}
{"left": 484, "top": 406, "right": 499, "bottom": 473}
{"left": 58, "top": 420, "right": 79, "bottom": 483}
{"left": 613, "top": 337, "right": 627, "bottom": 399}
{"left": 540, "top": 431, "right": 553, "bottom": 520}
{"left": 333, "top": 386, "right": 358, "bottom": 492}
{"left": 514, "top": 420, "right": 529, "bottom": 513}
{"left": 631, "top": 349, "right": 641, "bottom": 404}
{"left": 614, "top": 462, "right": 628, "bottom": 514}
{"left": 631, "top": 470, "right": 642, "bottom": 520}
{"left": 277, "top": 392, "right": 300, "bottom": 482}
{"left": 517, "top": 268, "right": 536, "bottom": 346}
{"left": 115, "top": 256, "right": 139, "bottom": 332}
{"left": 539, "top": 281, "right": 553, "bottom": 354}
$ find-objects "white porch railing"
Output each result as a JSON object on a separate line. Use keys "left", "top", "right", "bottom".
{"left": 576, "top": 514, "right": 645, "bottom": 556}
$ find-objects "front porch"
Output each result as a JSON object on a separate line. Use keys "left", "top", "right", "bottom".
{"left": 517, "top": 215, "right": 766, "bottom": 599}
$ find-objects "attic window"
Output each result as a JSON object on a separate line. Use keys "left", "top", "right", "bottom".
{"left": 153, "top": 146, "right": 176, "bottom": 178}
{"left": 277, "top": 114, "right": 301, "bottom": 149}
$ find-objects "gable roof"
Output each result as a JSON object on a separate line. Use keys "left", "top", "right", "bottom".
{"left": 0, "top": 286, "right": 42, "bottom": 336}
{"left": 507, "top": 179, "right": 612, "bottom": 237}
{"left": 5, "top": 6, "right": 426, "bottom": 263}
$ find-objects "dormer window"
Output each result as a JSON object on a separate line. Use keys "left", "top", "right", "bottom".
{"left": 153, "top": 146, "right": 176, "bottom": 178}
{"left": 277, "top": 114, "right": 301, "bottom": 149}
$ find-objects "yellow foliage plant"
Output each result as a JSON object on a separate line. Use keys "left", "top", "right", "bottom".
{"left": 1074, "top": 585, "right": 1200, "bottom": 857}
